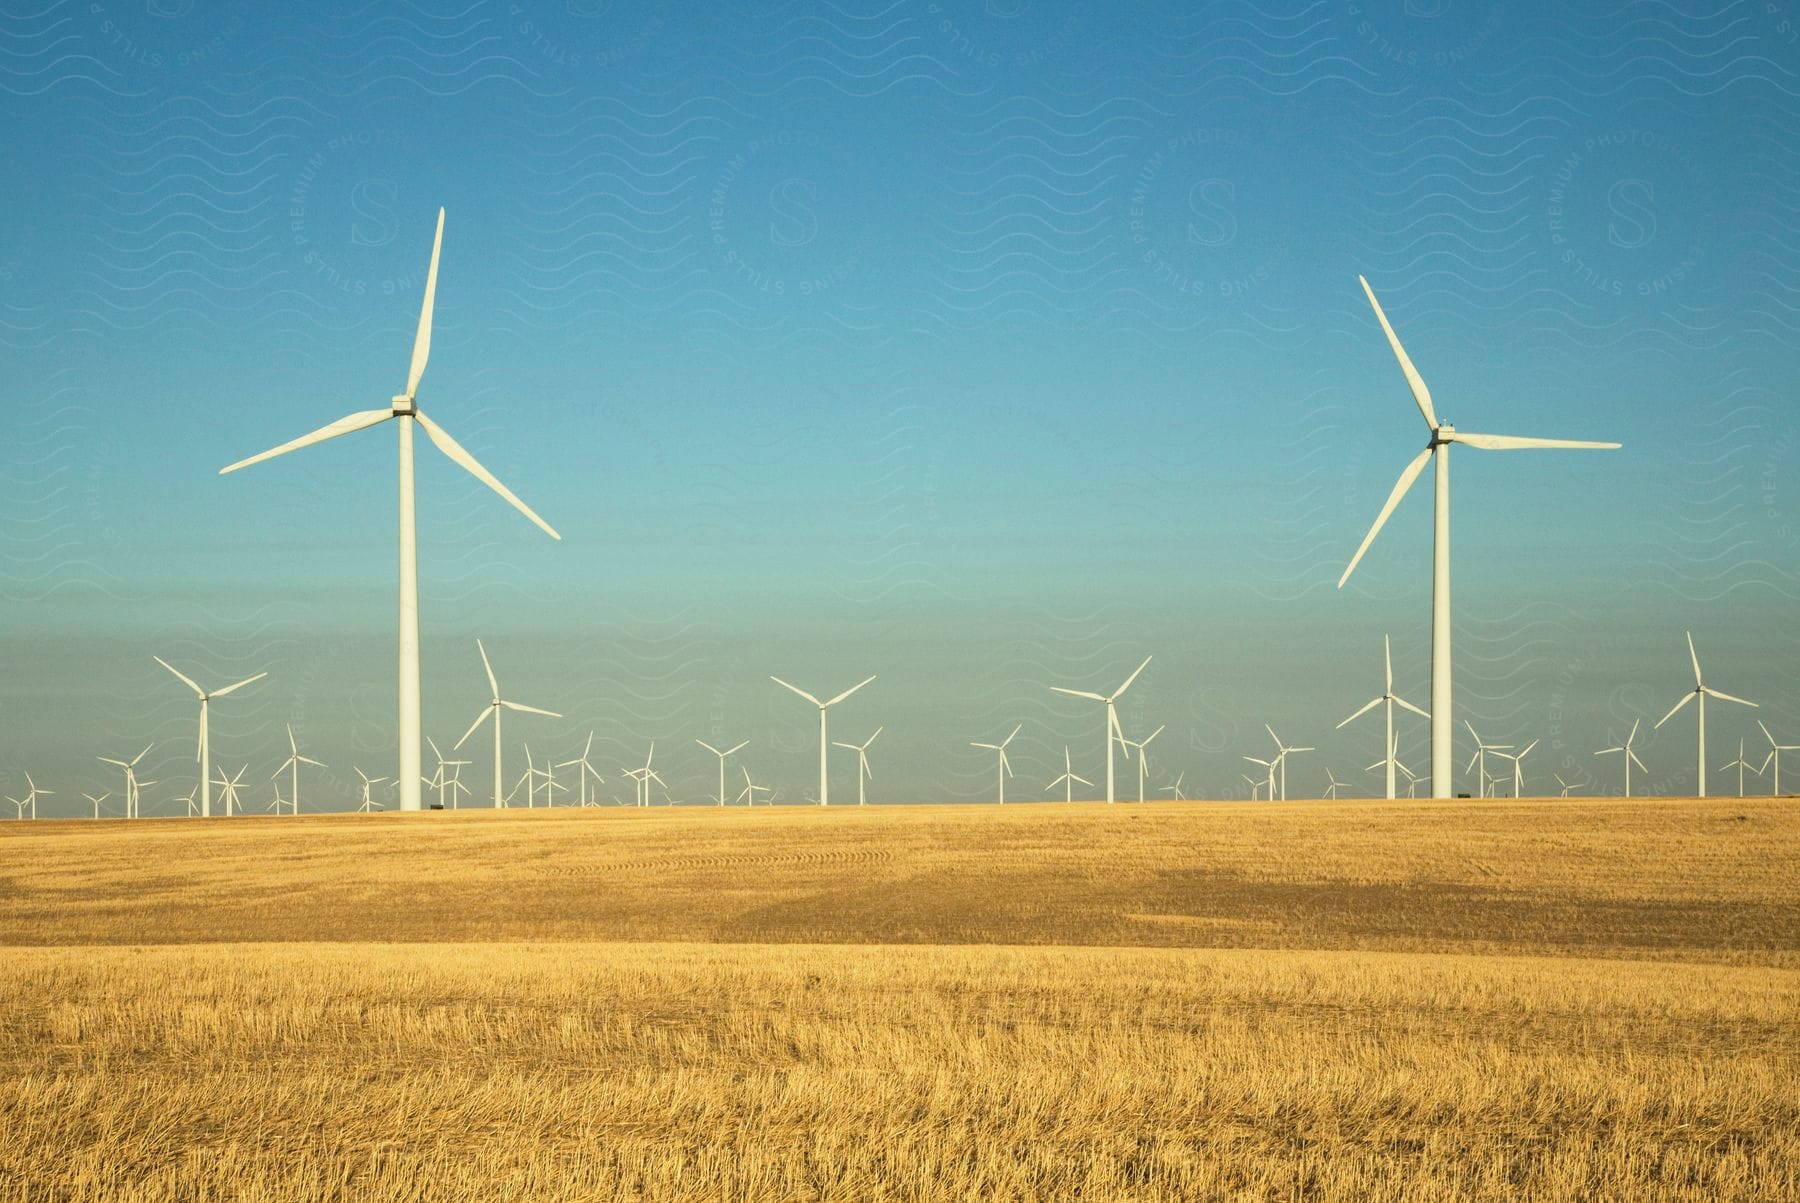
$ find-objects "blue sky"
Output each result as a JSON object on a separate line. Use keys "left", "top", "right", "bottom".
{"left": 3, "top": 1, "right": 1797, "bottom": 811}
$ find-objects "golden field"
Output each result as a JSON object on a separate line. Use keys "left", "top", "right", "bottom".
{"left": 1, "top": 797, "right": 1796, "bottom": 1200}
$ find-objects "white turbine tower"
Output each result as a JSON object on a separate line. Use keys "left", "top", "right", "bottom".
{"left": 219, "top": 209, "right": 560, "bottom": 813}
{"left": 1243, "top": 754, "right": 1276, "bottom": 803}
{"left": 560, "top": 733, "right": 606, "bottom": 808}
{"left": 970, "top": 725, "right": 1021, "bottom": 805}
{"left": 1120, "top": 725, "right": 1165, "bottom": 803}
{"left": 273, "top": 724, "right": 325, "bottom": 815}
{"left": 453, "top": 639, "right": 561, "bottom": 809}
{"left": 695, "top": 739, "right": 749, "bottom": 807}
{"left": 1463, "top": 723, "right": 1511, "bottom": 798}
{"left": 832, "top": 728, "right": 882, "bottom": 806}
{"left": 154, "top": 658, "right": 266, "bottom": 819}
{"left": 97, "top": 743, "right": 153, "bottom": 819}
{"left": 214, "top": 766, "right": 249, "bottom": 816}
{"left": 83, "top": 791, "right": 110, "bottom": 820}
{"left": 1595, "top": 719, "right": 1647, "bottom": 798}
{"left": 1049, "top": 656, "right": 1151, "bottom": 805}
{"left": 1046, "top": 746, "right": 1090, "bottom": 803}
{"left": 1654, "top": 631, "right": 1756, "bottom": 798}
{"left": 1757, "top": 721, "right": 1798, "bottom": 796}
{"left": 1337, "top": 276, "right": 1620, "bottom": 799}
{"left": 1720, "top": 738, "right": 1762, "bottom": 799}
{"left": 770, "top": 675, "right": 875, "bottom": 807}
{"left": 1337, "top": 634, "right": 1429, "bottom": 800}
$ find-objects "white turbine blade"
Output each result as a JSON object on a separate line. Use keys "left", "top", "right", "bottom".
{"left": 1595, "top": 747, "right": 1621, "bottom": 757}
{"left": 1628, "top": 718, "right": 1641, "bottom": 745}
{"left": 98, "top": 757, "right": 128, "bottom": 768}
{"left": 1704, "top": 687, "right": 1757, "bottom": 708}
{"left": 1001, "top": 725, "right": 1022, "bottom": 748}
{"left": 211, "top": 671, "right": 267, "bottom": 698}
{"left": 999, "top": 749, "right": 1011, "bottom": 777}
{"left": 1337, "top": 697, "right": 1382, "bottom": 729}
{"left": 1289, "top": 747, "right": 1314, "bottom": 754}
{"left": 1359, "top": 275, "right": 1437, "bottom": 429}
{"left": 270, "top": 757, "right": 295, "bottom": 779}
{"left": 1518, "top": 739, "right": 1538, "bottom": 757}
{"left": 1050, "top": 687, "right": 1106, "bottom": 701}
{"left": 220, "top": 409, "right": 392, "bottom": 475}
{"left": 130, "top": 743, "right": 153, "bottom": 767}
{"left": 1654, "top": 691, "right": 1694, "bottom": 728}
{"left": 1071, "top": 773, "right": 1091, "bottom": 786}
{"left": 1112, "top": 656, "right": 1152, "bottom": 699}
{"left": 696, "top": 740, "right": 721, "bottom": 757}
{"left": 724, "top": 741, "right": 748, "bottom": 757}
{"left": 1450, "top": 432, "right": 1620, "bottom": 452}
{"left": 501, "top": 701, "right": 562, "bottom": 718}
{"left": 1143, "top": 725, "right": 1165, "bottom": 746}
{"left": 415, "top": 412, "right": 561, "bottom": 540}
{"left": 1759, "top": 720, "right": 1776, "bottom": 747}
{"left": 864, "top": 726, "right": 884, "bottom": 748}
{"left": 1383, "top": 633, "right": 1393, "bottom": 692}
{"left": 1393, "top": 695, "right": 1430, "bottom": 721}
{"left": 298, "top": 756, "right": 326, "bottom": 768}
{"left": 153, "top": 656, "right": 205, "bottom": 698}
{"left": 474, "top": 639, "right": 500, "bottom": 701}
{"left": 405, "top": 208, "right": 444, "bottom": 397}
{"left": 1628, "top": 748, "right": 1647, "bottom": 773}
{"left": 971, "top": 742, "right": 998, "bottom": 750}
{"left": 1466, "top": 747, "right": 1480, "bottom": 774}
{"left": 1243, "top": 756, "right": 1271, "bottom": 767}
{"left": 826, "top": 675, "right": 877, "bottom": 707}
{"left": 1339, "top": 446, "right": 1433, "bottom": 589}
{"left": 770, "top": 676, "right": 822, "bottom": 706}
{"left": 453, "top": 706, "right": 494, "bottom": 749}
{"left": 1684, "top": 631, "right": 1702, "bottom": 685}
{"left": 832, "top": 741, "right": 857, "bottom": 751}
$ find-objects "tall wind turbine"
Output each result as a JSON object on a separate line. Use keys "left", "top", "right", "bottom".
{"left": 97, "top": 743, "right": 153, "bottom": 820}
{"left": 832, "top": 728, "right": 882, "bottom": 806}
{"left": 273, "top": 725, "right": 325, "bottom": 815}
{"left": 1121, "top": 724, "right": 1165, "bottom": 803}
{"left": 770, "top": 675, "right": 875, "bottom": 807}
{"left": 1046, "top": 746, "right": 1090, "bottom": 803}
{"left": 1463, "top": 723, "right": 1511, "bottom": 798}
{"left": 154, "top": 658, "right": 266, "bottom": 818}
{"left": 970, "top": 725, "right": 1020, "bottom": 805}
{"left": 695, "top": 739, "right": 748, "bottom": 807}
{"left": 1595, "top": 719, "right": 1647, "bottom": 798}
{"left": 1757, "top": 721, "right": 1798, "bottom": 796}
{"left": 1721, "top": 738, "right": 1762, "bottom": 798}
{"left": 453, "top": 639, "right": 561, "bottom": 808}
{"left": 1654, "top": 632, "right": 1756, "bottom": 798}
{"left": 1049, "top": 656, "right": 1151, "bottom": 805}
{"left": 219, "top": 209, "right": 560, "bottom": 813}
{"left": 1337, "top": 634, "right": 1428, "bottom": 800}
{"left": 1337, "top": 276, "right": 1620, "bottom": 799}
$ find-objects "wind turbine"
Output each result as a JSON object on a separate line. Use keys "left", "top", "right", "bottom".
{"left": 355, "top": 768, "right": 387, "bottom": 813}
{"left": 737, "top": 766, "right": 771, "bottom": 806}
{"left": 1553, "top": 773, "right": 1577, "bottom": 798}
{"left": 220, "top": 210, "right": 560, "bottom": 813}
{"left": 1463, "top": 723, "right": 1511, "bottom": 798}
{"left": 560, "top": 733, "right": 607, "bottom": 808}
{"left": 1243, "top": 754, "right": 1276, "bottom": 803}
{"left": 273, "top": 724, "right": 325, "bottom": 815}
{"left": 1337, "top": 634, "right": 1429, "bottom": 800}
{"left": 1046, "top": 746, "right": 1091, "bottom": 803}
{"left": 970, "top": 725, "right": 1020, "bottom": 804}
{"left": 97, "top": 743, "right": 153, "bottom": 819}
{"left": 832, "top": 728, "right": 882, "bottom": 806}
{"left": 1322, "top": 769, "right": 1350, "bottom": 800}
{"left": 1263, "top": 725, "right": 1312, "bottom": 801}
{"left": 1121, "top": 724, "right": 1165, "bottom": 803}
{"left": 1337, "top": 276, "right": 1620, "bottom": 799}
{"left": 519, "top": 743, "right": 542, "bottom": 808}
{"left": 625, "top": 744, "right": 666, "bottom": 808}
{"left": 424, "top": 736, "right": 470, "bottom": 809}
{"left": 1049, "top": 656, "right": 1151, "bottom": 805}
{"left": 1720, "top": 738, "right": 1763, "bottom": 799}
{"left": 1654, "top": 632, "right": 1756, "bottom": 798}
{"left": 1757, "top": 721, "right": 1798, "bottom": 796}
{"left": 695, "top": 738, "right": 748, "bottom": 807}
{"left": 453, "top": 639, "right": 561, "bottom": 809}
{"left": 154, "top": 657, "right": 267, "bottom": 819}
{"left": 1240, "top": 773, "right": 1265, "bottom": 801}
{"left": 770, "top": 675, "right": 876, "bottom": 807}
{"left": 177, "top": 783, "right": 200, "bottom": 817}
{"left": 1502, "top": 738, "right": 1538, "bottom": 798}
{"left": 1160, "top": 772, "right": 1186, "bottom": 801}
{"left": 83, "top": 791, "right": 110, "bottom": 820}
{"left": 1595, "top": 719, "right": 1647, "bottom": 797}
{"left": 1365, "top": 729, "right": 1421, "bottom": 798}
{"left": 213, "top": 765, "right": 249, "bottom": 816}
{"left": 266, "top": 783, "right": 290, "bottom": 815}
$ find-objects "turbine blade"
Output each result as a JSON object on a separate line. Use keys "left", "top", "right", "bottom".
{"left": 453, "top": 706, "right": 493, "bottom": 749}
{"left": 1112, "top": 655, "right": 1152, "bottom": 699}
{"left": 1704, "top": 687, "right": 1757, "bottom": 708}
{"left": 724, "top": 742, "right": 748, "bottom": 756}
{"left": 696, "top": 740, "right": 721, "bottom": 756}
{"left": 415, "top": 412, "right": 560, "bottom": 540}
{"left": 1338, "top": 447, "right": 1433, "bottom": 588}
{"left": 1359, "top": 275, "right": 1437, "bottom": 429}
{"left": 406, "top": 209, "right": 444, "bottom": 397}
{"left": 220, "top": 409, "right": 392, "bottom": 474}
{"left": 770, "top": 676, "right": 821, "bottom": 706}
{"left": 1629, "top": 749, "right": 1647, "bottom": 772}
{"left": 825, "top": 675, "right": 876, "bottom": 707}
{"left": 1450, "top": 432, "right": 1621, "bottom": 452}
{"left": 476, "top": 639, "right": 499, "bottom": 700}
{"left": 1759, "top": 720, "right": 1776, "bottom": 747}
{"left": 153, "top": 656, "right": 205, "bottom": 697}
{"left": 1383, "top": 633, "right": 1393, "bottom": 692}
{"left": 1001, "top": 724, "right": 1021, "bottom": 748}
{"left": 211, "top": 671, "right": 267, "bottom": 698}
{"left": 1685, "top": 631, "right": 1702, "bottom": 685}
{"left": 1394, "top": 696, "right": 1430, "bottom": 721}
{"left": 1337, "top": 697, "right": 1382, "bottom": 728}
{"left": 1655, "top": 691, "right": 1694, "bottom": 728}
{"left": 1049, "top": 687, "right": 1106, "bottom": 701}
{"left": 1071, "top": 773, "right": 1091, "bottom": 786}
{"left": 501, "top": 701, "right": 562, "bottom": 718}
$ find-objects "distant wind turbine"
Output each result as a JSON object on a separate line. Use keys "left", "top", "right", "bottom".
{"left": 1594, "top": 719, "right": 1647, "bottom": 798}
{"left": 737, "top": 766, "right": 771, "bottom": 806}
{"left": 1337, "top": 276, "right": 1620, "bottom": 799}
{"left": 453, "top": 639, "right": 561, "bottom": 809}
{"left": 1160, "top": 772, "right": 1186, "bottom": 801}
{"left": 1121, "top": 724, "right": 1165, "bottom": 803}
{"left": 355, "top": 768, "right": 387, "bottom": 813}
{"left": 213, "top": 765, "right": 249, "bottom": 816}
{"left": 1463, "top": 723, "right": 1511, "bottom": 798}
{"left": 1322, "top": 769, "right": 1350, "bottom": 800}
{"left": 1046, "top": 746, "right": 1090, "bottom": 803}
{"left": 273, "top": 725, "right": 325, "bottom": 815}
{"left": 97, "top": 743, "right": 153, "bottom": 820}
{"left": 770, "top": 675, "right": 875, "bottom": 807}
{"left": 695, "top": 739, "right": 748, "bottom": 807}
{"left": 970, "top": 725, "right": 1021, "bottom": 805}
{"left": 1654, "top": 632, "right": 1756, "bottom": 798}
{"left": 1243, "top": 754, "right": 1276, "bottom": 803}
{"left": 1049, "top": 656, "right": 1151, "bottom": 805}
{"left": 1337, "top": 634, "right": 1428, "bottom": 800}
{"left": 154, "top": 657, "right": 266, "bottom": 818}
{"left": 832, "top": 728, "right": 882, "bottom": 806}
{"left": 1240, "top": 773, "right": 1265, "bottom": 801}
{"left": 1553, "top": 773, "right": 1577, "bottom": 798}
{"left": 1720, "top": 738, "right": 1762, "bottom": 799}
{"left": 1263, "top": 725, "right": 1312, "bottom": 802}
{"left": 1502, "top": 738, "right": 1538, "bottom": 798}
{"left": 83, "top": 791, "right": 110, "bottom": 820}
{"left": 219, "top": 208, "right": 560, "bottom": 813}
{"left": 1757, "top": 721, "right": 1798, "bottom": 796}
{"left": 560, "top": 733, "right": 606, "bottom": 808}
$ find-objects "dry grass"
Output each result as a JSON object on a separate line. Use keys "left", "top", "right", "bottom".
{"left": 1, "top": 798, "right": 1796, "bottom": 1200}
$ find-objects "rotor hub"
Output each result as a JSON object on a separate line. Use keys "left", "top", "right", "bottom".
{"left": 392, "top": 395, "right": 416, "bottom": 416}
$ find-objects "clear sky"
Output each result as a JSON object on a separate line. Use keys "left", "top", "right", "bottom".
{"left": 2, "top": 1, "right": 1796, "bottom": 812}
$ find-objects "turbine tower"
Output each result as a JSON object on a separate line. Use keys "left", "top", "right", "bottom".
{"left": 770, "top": 675, "right": 875, "bottom": 807}
{"left": 1595, "top": 719, "right": 1647, "bottom": 798}
{"left": 154, "top": 657, "right": 266, "bottom": 818}
{"left": 1654, "top": 632, "right": 1756, "bottom": 798}
{"left": 1336, "top": 634, "right": 1428, "bottom": 800}
{"left": 695, "top": 739, "right": 748, "bottom": 807}
{"left": 970, "top": 725, "right": 1021, "bottom": 805}
{"left": 1721, "top": 738, "right": 1762, "bottom": 799}
{"left": 1337, "top": 276, "right": 1620, "bottom": 799}
{"left": 1048, "top": 656, "right": 1151, "bottom": 805}
{"left": 1046, "top": 746, "right": 1090, "bottom": 803}
{"left": 1121, "top": 724, "right": 1165, "bottom": 803}
{"left": 219, "top": 209, "right": 560, "bottom": 813}
{"left": 453, "top": 639, "right": 561, "bottom": 808}
{"left": 831, "top": 728, "right": 881, "bottom": 806}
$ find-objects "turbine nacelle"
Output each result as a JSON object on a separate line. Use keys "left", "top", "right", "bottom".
{"left": 391, "top": 394, "right": 417, "bottom": 416}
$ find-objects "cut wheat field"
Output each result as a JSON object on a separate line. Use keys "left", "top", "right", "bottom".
{"left": 2, "top": 797, "right": 1796, "bottom": 1201}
